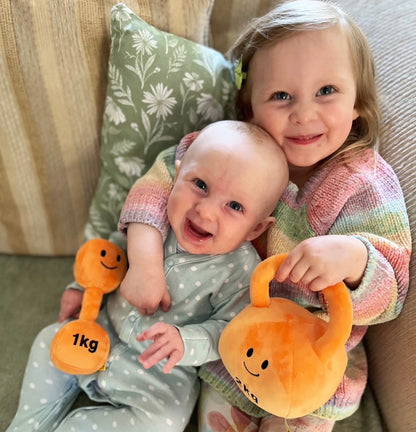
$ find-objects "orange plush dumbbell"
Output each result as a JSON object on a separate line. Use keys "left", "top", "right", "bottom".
{"left": 50, "top": 239, "right": 127, "bottom": 375}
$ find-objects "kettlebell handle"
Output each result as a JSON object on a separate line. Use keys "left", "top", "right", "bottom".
{"left": 250, "top": 254, "right": 353, "bottom": 360}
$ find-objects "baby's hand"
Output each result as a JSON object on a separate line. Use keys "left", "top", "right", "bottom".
{"left": 58, "top": 288, "right": 84, "bottom": 322}
{"left": 136, "top": 322, "right": 184, "bottom": 374}
{"left": 120, "top": 265, "right": 171, "bottom": 315}
{"left": 275, "top": 235, "right": 368, "bottom": 291}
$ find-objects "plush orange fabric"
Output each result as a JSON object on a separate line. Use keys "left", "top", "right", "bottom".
{"left": 50, "top": 239, "right": 127, "bottom": 374}
{"left": 218, "top": 254, "right": 353, "bottom": 419}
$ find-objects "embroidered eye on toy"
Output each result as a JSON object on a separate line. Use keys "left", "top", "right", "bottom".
{"left": 219, "top": 254, "right": 353, "bottom": 419}
{"left": 50, "top": 239, "right": 127, "bottom": 375}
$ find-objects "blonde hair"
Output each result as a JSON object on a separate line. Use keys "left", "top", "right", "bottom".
{"left": 229, "top": 0, "right": 380, "bottom": 163}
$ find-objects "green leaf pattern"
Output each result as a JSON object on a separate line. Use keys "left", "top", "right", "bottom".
{"left": 85, "top": 3, "right": 236, "bottom": 240}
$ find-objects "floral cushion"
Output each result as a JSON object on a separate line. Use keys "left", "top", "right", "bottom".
{"left": 85, "top": 3, "right": 236, "bottom": 240}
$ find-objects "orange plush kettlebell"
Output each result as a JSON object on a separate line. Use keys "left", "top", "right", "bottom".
{"left": 50, "top": 239, "right": 127, "bottom": 375}
{"left": 218, "top": 254, "right": 353, "bottom": 419}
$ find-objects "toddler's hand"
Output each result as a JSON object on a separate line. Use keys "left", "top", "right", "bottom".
{"left": 120, "top": 265, "right": 171, "bottom": 315}
{"left": 58, "top": 288, "right": 84, "bottom": 322}
{"left": 275, "top": 235, "right": 368, "bottom": 291}
{"left": 137, "top": 322, "right": 184, "bottom": 374}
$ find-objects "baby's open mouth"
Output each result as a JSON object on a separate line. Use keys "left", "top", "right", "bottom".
{"left": 186, "top": 219, "right": 212, "bottom": 239}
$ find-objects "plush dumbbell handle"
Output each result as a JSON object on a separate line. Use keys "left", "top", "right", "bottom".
{"left": 79, "top": 287, "right": 103, "bottom": 322}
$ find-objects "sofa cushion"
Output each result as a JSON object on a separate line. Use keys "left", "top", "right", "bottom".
{"left": 334, "top": 1, "right": 416, "bottom": 431}
{"left": 0, "top": 0, "right": 214, "bottom": 255}
{"left": 84, "top": 3, "right": 236, "bottom": 241}
{"left": 209, "top": 0, "right": 275, "bottom": 53}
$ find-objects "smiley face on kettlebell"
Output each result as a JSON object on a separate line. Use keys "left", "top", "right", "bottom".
{"left": 243, "top": 347, "right": 269, "bottom": 377}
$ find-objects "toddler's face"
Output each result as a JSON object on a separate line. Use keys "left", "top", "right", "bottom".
{"left": 167, "top": 127, "right": 279, "bottom": 255}
{"left": 247, "top": 26, "right": 359, "bottom": 178}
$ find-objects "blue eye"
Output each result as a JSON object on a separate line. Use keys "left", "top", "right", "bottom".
{"left": 317, "top": 85, "right": 335, "bottom": 96}
{"left": 273, "top": 91, "right": 291, "bottom": 101}
{"left": 194, "top": 178, "right": 207, "bottom": 192}
{"left": 228, "top": 201, "right": 243, "bottom": 212}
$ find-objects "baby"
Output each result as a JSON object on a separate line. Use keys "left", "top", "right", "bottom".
{"left": 7, "top": 120, "right": 288, "bottom": 432}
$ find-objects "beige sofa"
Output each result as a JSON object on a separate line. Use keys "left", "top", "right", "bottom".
{"left": 0, "top": 1, "right": 414, "bottom": 431}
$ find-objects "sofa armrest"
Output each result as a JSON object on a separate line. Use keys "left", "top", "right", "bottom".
{"left": 365, "top": 271, "right": 416, "bottom": 432}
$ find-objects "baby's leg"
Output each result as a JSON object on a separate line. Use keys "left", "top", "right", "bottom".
{"left": 61, "top": 342, "right": 200, "bottom": 432}
{"left": 6, "top": 322, "right": 80, "bottom": 432}
{"left": 198, "top": 381, "right": 260, "bottom": 432}
{"left": 54, "top": 403, "right": 193, "bottom": 432}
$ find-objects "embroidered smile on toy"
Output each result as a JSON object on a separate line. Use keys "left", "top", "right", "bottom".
{"left": 50, "top": 239, "right": 127, "bottom": 375}
{"left": 219, "top": 254, "right": 353, "bottom": 419}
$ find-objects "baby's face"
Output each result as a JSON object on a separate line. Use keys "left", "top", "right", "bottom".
{"left": 167, "top": 126, "right": 281, "bottom": 255}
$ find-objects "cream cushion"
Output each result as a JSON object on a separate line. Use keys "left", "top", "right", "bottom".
{"left": 0, "top": 0, "right": 213, "bottom": 255}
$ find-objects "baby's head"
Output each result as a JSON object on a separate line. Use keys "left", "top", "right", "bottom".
{"left": 230, "top": 0, "right": 380, "bottom": 161}
{"left": 167, "top": 120, "right": 288, "bottom": 255}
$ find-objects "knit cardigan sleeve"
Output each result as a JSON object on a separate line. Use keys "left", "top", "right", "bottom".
{"left": 314, "top": 152, "right": 411, "bottom": 326}
{"left": 268, "top": 150, "right": 411, "bottom": 328}
{"left": 329, "top": 165, "right": 411, "bottom": 326}
{"left": 117, "top": 133, "right": 197, "bottom": 240}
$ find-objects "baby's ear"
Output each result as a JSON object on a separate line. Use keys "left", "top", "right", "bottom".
{"left": 246, "top": 216, "right": 275, "bottom": 242}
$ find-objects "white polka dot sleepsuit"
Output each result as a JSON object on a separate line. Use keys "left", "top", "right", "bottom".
{"left": 7, "top": 230, "right": 259, "bottom": 432}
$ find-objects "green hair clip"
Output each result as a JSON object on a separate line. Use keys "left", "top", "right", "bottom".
{"left": 234, "top": 57, "right": 247, "bottom": 90}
